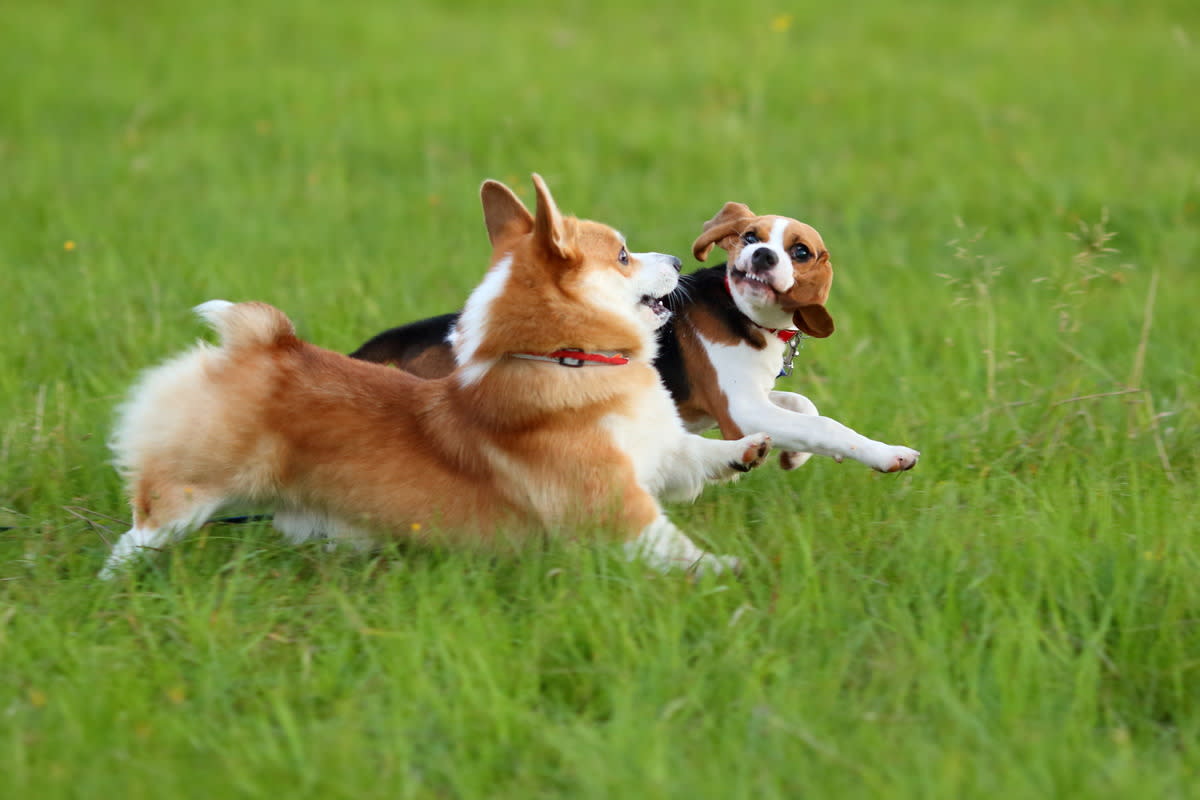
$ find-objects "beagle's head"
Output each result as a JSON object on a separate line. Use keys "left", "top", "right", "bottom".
{"left": 692, "top": 202, "right": 834, "bottom": 338}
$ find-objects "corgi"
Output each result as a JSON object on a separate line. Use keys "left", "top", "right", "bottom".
{"left": 100, "top": 175, "right": 771, "bottom": 580}
{"left": 351, "top": 205, "right": 919, "bottom": 474}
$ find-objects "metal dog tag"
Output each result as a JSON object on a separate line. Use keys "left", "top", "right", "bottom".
{"left": 778, "top": 335, "right": 803, "bottom": 378}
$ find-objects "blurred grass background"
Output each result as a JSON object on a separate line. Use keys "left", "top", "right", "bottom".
{"left": 2, "top": 0, "right": 1198, "bottom": 797}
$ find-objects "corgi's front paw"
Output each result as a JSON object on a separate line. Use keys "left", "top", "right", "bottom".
{"left": 691, "top": 552, "right": 742, "bottom": 577}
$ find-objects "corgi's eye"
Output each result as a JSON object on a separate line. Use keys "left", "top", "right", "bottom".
{"left": 618, "top": 247, "right": 629, "bottom": 265}
{"left": 742, "top": 231, "right": 759, "bottom": 244}
{"left": 790, "top": 244, "right": 812, "bottom": 262}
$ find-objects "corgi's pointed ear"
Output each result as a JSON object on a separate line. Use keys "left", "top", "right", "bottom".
{"left": 793, "top": 304, "right": 835, "bottom": 338}
{"left": 481, "top": 180, "right": 534, "bottom": 246}
{"left": 692, "top": 202, "right": 756, "bottom": 261}
{"left": 531, "top": 173, "right": 574, "bottom": 261}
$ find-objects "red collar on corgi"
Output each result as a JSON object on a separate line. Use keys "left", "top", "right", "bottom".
{"left": 511, "top": 349, "right": 630, "bottom": 367}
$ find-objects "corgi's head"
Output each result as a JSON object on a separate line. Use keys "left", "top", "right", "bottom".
{"left": 692, "top": 202, "right": 834, "bottom": 338}
{"left": 452, "top": 174, "right": 681, "bottom": 384}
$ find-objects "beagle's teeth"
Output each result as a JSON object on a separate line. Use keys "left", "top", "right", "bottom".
{"left": 734, "top": 270, "right": 770, "bottom": 287}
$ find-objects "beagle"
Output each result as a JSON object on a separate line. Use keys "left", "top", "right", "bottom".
{"left": 99, "top": 176, "right": 771, "bottom": 579}
{"left": 673, "top": 202, "right": 919, "bottom": 473}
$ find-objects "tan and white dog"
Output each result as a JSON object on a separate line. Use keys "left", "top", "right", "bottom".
{"left": 100, "top": 175, "right": 771, "bottom": 579}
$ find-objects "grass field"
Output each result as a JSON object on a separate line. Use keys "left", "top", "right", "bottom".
{"left": 3, "top": 0, "right": 1199, "bottom": 797}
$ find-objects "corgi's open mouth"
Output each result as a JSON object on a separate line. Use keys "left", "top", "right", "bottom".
{"left": 640, "top": 294, "right": 671, "bottom": 323}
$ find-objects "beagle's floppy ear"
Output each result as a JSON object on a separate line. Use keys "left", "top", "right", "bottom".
{"left": 793, "top": 305, "right": 835, "bottom": 338}
{"left": 692, "top": 202, "right": 756, "bottom": 262}
{"left": 531, "top": 173, "right": 574, "bottom": 261}
{"left": 481, "top": 180, "right": 534, "bottom": 247}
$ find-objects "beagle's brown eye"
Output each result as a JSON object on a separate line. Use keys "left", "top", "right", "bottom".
{"left": 618, "top": 247, "right": 629, "bottom": 265}
{"left": 790, "top": 244, "right": 812, "bottom": 262}
{"left": 742, "top": 231, "right": 759, "bottom": 245}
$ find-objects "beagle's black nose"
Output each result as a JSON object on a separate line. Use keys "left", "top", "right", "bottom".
{"left": 750, "top": 248, "right": 778, "bottom": 271}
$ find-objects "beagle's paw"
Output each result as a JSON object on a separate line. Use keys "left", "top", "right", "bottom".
{"left": 872, "top": 445, "right": 920, "bottom": 473}
{"left": 730, "top": 433, "right": 772, "bottom": 473}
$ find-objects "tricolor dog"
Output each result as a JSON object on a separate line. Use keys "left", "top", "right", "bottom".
{"left": 351, "top": 203, "right": 919, "bottom": 474}
{"left": 100, "top": 176, "right": 770, "bottom": 580}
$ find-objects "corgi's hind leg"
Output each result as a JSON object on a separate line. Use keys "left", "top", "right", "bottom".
{"left": 274, "top": 508, "right": 375, "bottom": 553}
{"left": 615, "top": 484, "right": 740, "bottom": 576}
{"left": 273, "top": 507, "right": 331, "bottom": 546}
{"left": 626, "top": 516, "right": 741, "bottom": 577}
{"left": 99, "top": 476, "right": 226, "bottom": 580}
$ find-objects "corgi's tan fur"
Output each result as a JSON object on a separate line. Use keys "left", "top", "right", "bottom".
{"left": 101, "top": 175, "right": 770, "bottom": 579}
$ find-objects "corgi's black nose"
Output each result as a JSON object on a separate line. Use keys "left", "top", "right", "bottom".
{"left": 669, "top": 256, "right": 682, "bottom": 272}
{"left": 751, "top": 248, "right": 778, "bottom": 271}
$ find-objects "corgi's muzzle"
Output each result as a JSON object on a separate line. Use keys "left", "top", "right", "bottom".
{"left": 636, "top": 252, "right": 681, "bottom": 326}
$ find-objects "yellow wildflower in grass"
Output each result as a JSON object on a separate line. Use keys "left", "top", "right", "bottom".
{"left": 63, "top": 240, "right": 76, "bottom": 251}
{"left": 770, "top": 14, "right": 793, "bottom": 33}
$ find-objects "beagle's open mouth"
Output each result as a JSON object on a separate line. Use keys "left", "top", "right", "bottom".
{"left": 640, "top": 293, "right": 671, "bottom": 323}
{"left": 730, "top": 268, "right": 780, "bottom": 299}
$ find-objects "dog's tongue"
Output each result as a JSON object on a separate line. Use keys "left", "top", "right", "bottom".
{"left": 641, "top": 295, "right": 671, "bottom": 322}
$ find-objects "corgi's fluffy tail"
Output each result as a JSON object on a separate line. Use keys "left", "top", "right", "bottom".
{"left": 193, "top": 300, "right": 295, "bottom": 351}
{"left": 109, "top": 301, "right": 294, "bottom": 483}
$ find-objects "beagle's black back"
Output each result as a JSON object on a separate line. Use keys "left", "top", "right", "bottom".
{"left": 348, "top": 312, "right": 461, "bottom": 378}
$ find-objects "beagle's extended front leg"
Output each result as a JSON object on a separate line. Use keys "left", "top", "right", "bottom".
{"left": 655, "top": 432, "right": 771, "bottom": 503}
{"left": 730, "top": 396, "right": 919, "bottom": 473}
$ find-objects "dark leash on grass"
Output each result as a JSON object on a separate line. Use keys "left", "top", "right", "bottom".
{"left": 210, "top": 514, "right": 275, "bottom": 525}
{"left": 36, "top": 507, "right": 274, "bottom": 542}
{"left": 0, "top": 511, "right": 268, "bottom": 533}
